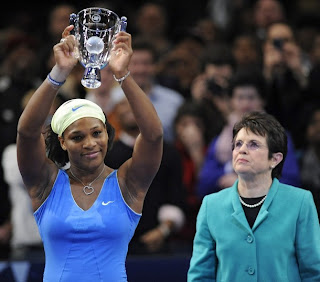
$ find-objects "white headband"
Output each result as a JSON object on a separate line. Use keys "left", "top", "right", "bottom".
{"left": 51, "top": 99, "right": 106, "bottom": 136}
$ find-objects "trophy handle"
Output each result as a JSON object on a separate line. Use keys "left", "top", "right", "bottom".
{"left": 120, "top": 16, "right": 127, "bottom": 31}
{"left": 69, "top": 13, "right": 77, "bottom": 34}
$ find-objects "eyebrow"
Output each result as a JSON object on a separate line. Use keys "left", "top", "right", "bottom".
{"left": 69, "top": 125, "right": 102, "bottom": 134}
{"left": 235, "top": 138, "right": 264, "bottom": 144}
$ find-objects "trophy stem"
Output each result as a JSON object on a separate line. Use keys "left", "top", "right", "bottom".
{"left": 81, "top": 67, "right": 101, "bottom": 89}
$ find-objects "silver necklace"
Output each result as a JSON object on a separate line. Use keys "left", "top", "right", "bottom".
{"left": 70, "top": 166, "right": 105, "bottom": 195}
{"left": 239, "top": 195, "right": 267, "bottom": 208}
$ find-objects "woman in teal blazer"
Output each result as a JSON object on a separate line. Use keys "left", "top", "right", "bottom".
{"left": 188, "top": 112, "right": 320, "bottom": 281}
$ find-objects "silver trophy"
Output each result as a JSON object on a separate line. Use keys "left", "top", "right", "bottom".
{"left": 70, "top": 7, "right": 127, "bottom": 89}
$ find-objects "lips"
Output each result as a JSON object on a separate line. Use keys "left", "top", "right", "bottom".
{"left": 82, "top": 151, "right": 100, "bottom": 159}
{"left": 236, "top": 158, "right": 249, "bottom": 164}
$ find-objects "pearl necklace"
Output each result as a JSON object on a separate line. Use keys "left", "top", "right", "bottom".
{"left": 70, "top": 166, "right": 105, "bottom": 195}
{"left": 239, "top": 195, "right": 267, "bottom": 208}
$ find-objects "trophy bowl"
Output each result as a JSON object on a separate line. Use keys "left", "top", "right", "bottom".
{"left": 70, "top": 7, "right": 127, "bottom": 89}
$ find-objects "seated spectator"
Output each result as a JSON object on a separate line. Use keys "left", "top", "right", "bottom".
{"left": 105, "top": 95, "right": 186, "bottom": 255}
{"left": 197, "top": 68, "right": 301, "bottom": 197}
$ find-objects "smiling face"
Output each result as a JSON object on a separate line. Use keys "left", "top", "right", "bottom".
{"left": 59, "top": 117, "right": 108, "bottom": 170}
{"left": 232, "top": 128, "right": 278, "bottom": 178}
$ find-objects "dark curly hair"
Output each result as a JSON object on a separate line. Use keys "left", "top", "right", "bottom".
{"left": 45, "top": 114, "right": 115, "bottom": 167}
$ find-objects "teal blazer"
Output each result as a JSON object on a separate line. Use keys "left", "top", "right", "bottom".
{"left": 188, "top": 178, "right": 320, "bottom": 281}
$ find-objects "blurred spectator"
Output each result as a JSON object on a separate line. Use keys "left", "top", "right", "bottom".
{"left": 263, "top": 21, "right": 311, "bottom": 149}
{"left": 41, "top": 4, "right": 76, "bottom": 52}
{"left": 252, "top": 0, "right": 287, "bottom": 41}
{"left": 300, "top": 104, "right": 320, "bottom": 221}
{"left": 197, "top": 68, "right": 301, "bottom": 197}
{"left": 1, "top": 90, "right": 65, "bottom": 260}
{"left": 2, "top": 144, "right": 43, "bottom": 260}
{"left": 105, "top": 96, "right": 186, "bottom": 255}
{"left": 304, "top": 32, "right": 320, "bottom": 106}
{"left": 0, "top": 32, "right": 40, "bottom": 260}
{"left": 156, "top": 42, "right": 202, "bottom": 99}
{"left": 294, "top": 13, "right": 320, "bottom": 57}
{"left": 232, "top": 33, "right": 263, "bottom": 70}
{"left": 0, "top": 33, "right": 40, "bottom": 149}
{"left": 0, "top": 36, "right": 40, "bottom": 245}
{"left": 206, "top": 0, "right": 252, "bottom": 42}
{"left": 190, "top": 43, "right": 236, "bottom": 139}
{"left": 132, "top": 2, "right": 172, "bottom": 58}
{"left": 191, "top": 18, "right": 221, "bottom": 47}
{"left": 110, "top": 37, "right": 184, "bottom": 143}
{"left": 171, "top": 101, "right": 210, "bottom": 247}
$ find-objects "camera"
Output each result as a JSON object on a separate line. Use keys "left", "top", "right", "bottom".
{"left": 207, "top": 78, "right": 225, "bottom": 96}
{"left": 272, "top": 38, "right": 284, "bottom": 50}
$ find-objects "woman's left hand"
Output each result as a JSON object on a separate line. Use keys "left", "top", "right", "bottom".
{"left": 108, "top": 31, "right": 132, "bottom": 78}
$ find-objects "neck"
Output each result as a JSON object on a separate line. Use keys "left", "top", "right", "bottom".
{"left": 237, "top": 174, "right": 272, "bottom": 197}
{"left": 70, "top": 164, "right": 105, "bottom": 184}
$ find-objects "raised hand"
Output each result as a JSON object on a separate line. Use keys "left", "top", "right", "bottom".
{"left": 52, "top": 25, "right": 78, "bottom": 75}
{"left": 108, "top": 31, "right": 132, "bottom": 78}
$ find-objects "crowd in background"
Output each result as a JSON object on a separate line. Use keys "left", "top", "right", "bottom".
{"left": 0, "top": 0, "right": 320, "bottom": 261}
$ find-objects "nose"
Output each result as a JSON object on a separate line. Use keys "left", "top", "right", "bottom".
{"left": 238, "top": 143, "right": 248, "bottom": 153}
{"left": 83, "top": 136, "right": 97, "bottom": 148}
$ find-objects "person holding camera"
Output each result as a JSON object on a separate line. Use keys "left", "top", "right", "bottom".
{"left": 263, "top": 21, "right": 311, "bottom": 149}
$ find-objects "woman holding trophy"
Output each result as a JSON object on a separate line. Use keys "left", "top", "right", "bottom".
{"left": 16, "top": 11, "right": 163, "bottom": 282}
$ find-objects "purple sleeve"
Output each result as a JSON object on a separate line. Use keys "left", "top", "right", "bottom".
{"left": 280, "top": 132, "right": 301, "bottom": 187}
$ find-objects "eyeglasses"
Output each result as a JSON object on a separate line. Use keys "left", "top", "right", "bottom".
{"left": 232, "top": 140, "right": 267, "bottom": 151}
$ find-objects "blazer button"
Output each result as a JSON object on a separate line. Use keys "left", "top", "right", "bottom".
{"left": 246, "top": 235, "right": 253, "bottom": 243}
{"left": 248, "top": 267, "right": 255, "bottom": 275}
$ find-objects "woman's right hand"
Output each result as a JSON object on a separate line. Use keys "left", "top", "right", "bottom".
{"left": 52, "top": 25, "right": 78, "bottom": 76}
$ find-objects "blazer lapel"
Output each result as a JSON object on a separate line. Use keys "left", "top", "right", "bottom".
{"left": 231, "top": 179, "right": 280, "bottom": 232}
{"left": 252, "top": 178, "right": 279, "bottom": 231}
{"left": 231, "top": 181, "right": 252, "bottom": 233}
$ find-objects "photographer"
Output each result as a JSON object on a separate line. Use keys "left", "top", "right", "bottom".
{"left": 263, "top": 21, "right": 311, "bottom": 149}
{"left": 190, "top": 44, "right": 235, "bottom": 140}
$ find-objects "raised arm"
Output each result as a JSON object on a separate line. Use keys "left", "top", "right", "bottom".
{"left": 17, "top": 26, "right": 78, "bottom": 204}
{"left": 109, "top": 32, "right": 163, "bottom": 212}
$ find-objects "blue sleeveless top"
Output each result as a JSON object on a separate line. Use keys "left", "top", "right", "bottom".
{"left": 34, "top": 169, "right": 141, "bottom": 282}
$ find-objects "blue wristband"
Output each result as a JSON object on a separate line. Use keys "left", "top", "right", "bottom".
{"left": 47, "top": 73, "right": 66, "bottom": 88}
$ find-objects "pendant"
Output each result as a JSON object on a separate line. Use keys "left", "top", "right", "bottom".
{"left": 83, "top": 185, "right": 94, "bottom": 195}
